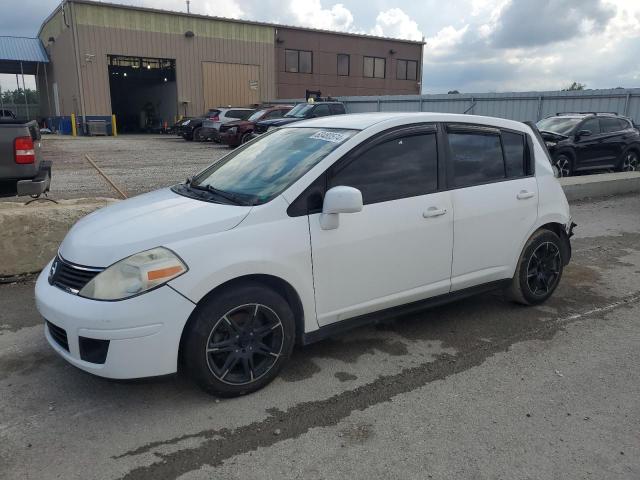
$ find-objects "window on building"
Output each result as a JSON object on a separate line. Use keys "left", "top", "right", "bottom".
{"left": 396, "top": 59, "right": 418, "bottom": 80}
{"left": 337, "top": 54, "right": 350, "bottom": 76}
{"left": 364, "top": 56, "right": 386, "bottom": 79}
{"left": 285, "top": 49, "right": 313, "bottom": 74}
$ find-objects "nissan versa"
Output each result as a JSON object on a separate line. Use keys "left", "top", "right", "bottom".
{"left": 36, "top": 113, "right": 574, "bottom": 397}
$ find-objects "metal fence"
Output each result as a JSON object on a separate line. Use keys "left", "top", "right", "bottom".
{"left": 271, "top": 88, "right": 640, "bottom": 123}
{"left": 0, "top": 103, "right": 40, "bottom": 120}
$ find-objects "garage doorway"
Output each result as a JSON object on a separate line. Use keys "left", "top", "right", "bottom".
{"left": 108, "top": 55, "right": 177, "bottom": 133}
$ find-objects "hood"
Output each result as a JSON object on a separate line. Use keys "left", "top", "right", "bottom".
{"left": 256, "top": 117, "right": 303, "bottom": 128}
{"left": 59, "top": 188, "right": 251, "bottom": 267}
{"left": 539, "top": 130, "right": 568, "bottom": 142}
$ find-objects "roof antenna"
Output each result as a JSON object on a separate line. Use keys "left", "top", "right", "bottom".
{"left": 186, "top": 0, "right": 190, "bottom": 13}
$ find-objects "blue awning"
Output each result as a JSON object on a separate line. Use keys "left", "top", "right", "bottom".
{"left": 0, "top": 36, "right": 49, "bottom": 75}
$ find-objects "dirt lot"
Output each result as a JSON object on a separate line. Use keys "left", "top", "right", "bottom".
{"left": 40, "top": 134, "right": 229, "bottom": 199}
{"left": 1, "top": 194, "right": 639, "bottom": 480}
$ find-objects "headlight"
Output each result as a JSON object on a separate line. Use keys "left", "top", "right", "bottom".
{"left": 227, "top": 126, "right": 237, "bottom": 134}
{"left": 182, "top": 120, "right": 191, "bottom": 126}
{"left": 545, "top": 141, "right": 557, "bottom": 148}
{"left": 79, "top": 247, "right": 187, "bottom": 301}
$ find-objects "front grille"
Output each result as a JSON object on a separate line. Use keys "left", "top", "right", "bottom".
{"left": 46, "top": 321, "right": 69, "bottom": 351}
{"left": 49, "top": 256, "right": 103, "bottom": 294}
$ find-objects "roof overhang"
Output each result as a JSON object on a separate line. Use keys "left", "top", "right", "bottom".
{"left": 0, "top": 36, "right": 49, "bottom": 75}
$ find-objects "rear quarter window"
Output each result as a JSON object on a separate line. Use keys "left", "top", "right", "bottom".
{"left": 502, "top": 131, "right": 526, "bottom": 178}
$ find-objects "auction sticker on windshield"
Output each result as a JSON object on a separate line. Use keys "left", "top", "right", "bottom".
{"left": 309, "top": 131, "right": 350, "bottom": 143}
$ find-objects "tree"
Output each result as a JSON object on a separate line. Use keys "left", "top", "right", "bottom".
{"left": 1, "top": 88, "right": 39, "bottom": 104}
{"left": 447, "top": 90, "right": 460, "bottom": 94}
{"left": 562, "top": 82, "right": 586, "bottom": 91}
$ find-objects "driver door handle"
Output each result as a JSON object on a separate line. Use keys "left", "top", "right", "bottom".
{"left": 517, "top": 190, "right": 535, "bottom": 200}
{"left": 423, "top": 207, "right": 447, "bottom": 218}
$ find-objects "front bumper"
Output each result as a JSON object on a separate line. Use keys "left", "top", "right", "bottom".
{"left": 35, "top": 261, "right": 196, "bottom": 379}
{"left": 219, "top": 131, "right": 241, "bottom": 147}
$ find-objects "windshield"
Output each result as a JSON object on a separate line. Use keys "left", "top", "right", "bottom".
{"left": 285, "top": 104, "right": 314, "bottom": 118}
{"left": 192, "top": 127, "right": 357, "bottom": 204}
{"left": 536, "top": 117, "right": 582, "bottom": 136}
{"left": 248, "top": 110, "right": 267, "bottom": 122}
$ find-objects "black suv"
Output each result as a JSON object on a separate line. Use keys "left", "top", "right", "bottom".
{"left": 253, "top": 101, "right": 346, "bottom": 135}
{"left": 537, "top": 112, "right": 640, "bottom": 176}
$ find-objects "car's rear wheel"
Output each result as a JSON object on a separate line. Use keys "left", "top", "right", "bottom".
{"left": 553, "top": 154, "right": 572, "bottom": 177}
{"left": 183, "top": 283, "right": 295, "bottom": 397}
{"left": 619, "top": 150, "right": 639, "bottom": 172}
{"left": 507, "top": 229, "right": 564, "bottom": 305}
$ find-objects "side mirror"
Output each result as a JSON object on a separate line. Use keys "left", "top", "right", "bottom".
{"left": 576, "top": 129, "right": 592, "bottom": 138}
{"left": 320, "top": 186, "right": 363, "bottom": 230}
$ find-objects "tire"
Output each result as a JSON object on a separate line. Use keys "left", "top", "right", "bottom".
{"left": 553, "top": 153, "right": 573, "bottom": 177}
{"left": 183, "top": 283, "right": 296, "bottom": 397}
{"left": 618, "top": 150, "right": 639, "bottom": 172}
{"left": 241, "top": 132, "right": 252, "bottom": 144}
{"left": 507, "top": 229, "right": 565, "bottom": 306}
{"left": 193, "top": 127, "right": 204, "bottom": 142}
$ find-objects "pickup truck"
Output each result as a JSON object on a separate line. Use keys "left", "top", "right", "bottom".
{"left": 0, "top": 119, "right": 51, "bottom": 197}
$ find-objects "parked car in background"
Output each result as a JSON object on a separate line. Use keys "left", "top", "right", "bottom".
{"left": 219, "top": 105, "right": 292, "bottom": 147}
{"left": 0, "top": 119, "right": 51, "bottom": 197}
{"left": 537, "top": 112, "right": 640, "bottom": 176}
{"left": 180, "top": 110, "right": 223, "bottom": 141}
{"left": 1, "top": 109, "right": 16, "bottom": 120}
{"left": 36, "top": 112, "right": 573, "bottom": 397}
{"left": 175, "top": 117, "right": 194, "bottom": 137}
{"left": 199, "top": 108, "right": 255, "bottom": 142}
{"left": 252, "top": 101, "right": 346, "bottom": 137}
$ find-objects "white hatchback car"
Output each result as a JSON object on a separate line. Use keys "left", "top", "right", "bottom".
{"left": 36, "top": 113, "right": 574, "bottom": 396}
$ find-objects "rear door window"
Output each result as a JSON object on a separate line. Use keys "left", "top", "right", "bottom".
{"left": 329, "top": 104, "right": 346, "bottom": 114}
{"left": 447, "top": 128, "right": 505, "bottom": 187}
{"left": 600, "top": 117, "right": 625, "bottom": 133}
{"left": 227, "top": 110, "right": 253, "bottom": 120}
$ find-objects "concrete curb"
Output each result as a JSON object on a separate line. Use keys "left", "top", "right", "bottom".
{"left": 560, "top": 171, "right": 640, "bottom": 201}
{"left": 0, "top": 198, "right": 118, "bottom": 278}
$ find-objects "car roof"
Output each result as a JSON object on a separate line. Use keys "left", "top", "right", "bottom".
{"left": 288, "top": 112, "right": 528, "bottom": 132}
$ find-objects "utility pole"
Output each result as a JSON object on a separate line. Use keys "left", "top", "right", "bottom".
{"left": 186, "top": 0, "right": 190, "bottom": 13}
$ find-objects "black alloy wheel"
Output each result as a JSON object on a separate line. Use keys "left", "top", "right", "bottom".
{"left": 206, "top": 304, "right": 284, "bottom": 385}
{"left": 183, "top": 283, "right": 295, "bottom": 396}
{"left": 621, "top": 150, "right": 639, "bottom": 172}
{"left": 526, "top": 242, "right": 561, "bottom": 297}
{"left": 507, "top": 229, "right": 565, "bottom": 305}
{"left": 553, "top": 154, "right": 572, "bottom": 177}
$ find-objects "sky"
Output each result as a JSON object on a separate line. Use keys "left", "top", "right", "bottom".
{"left": 1, "top": 0, "right": 639, "bottom": 94}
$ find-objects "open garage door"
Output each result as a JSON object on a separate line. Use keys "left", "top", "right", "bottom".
{"left": 202, "top": 62, "right": 260, "bottom": 109}
{"left": 108, "top": 55, "right": 177, "bottom": 133}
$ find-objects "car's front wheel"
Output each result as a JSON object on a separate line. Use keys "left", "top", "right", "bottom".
{"left": 507, "top": 229, "right": 565, "bottom": 305}
{"left": 241, "top": 132, "right": 252, "bottom": 144}
{"left": 183, "top": 283, "right": 295, "bottom": 397}
{"left": 553, "top": 154, "right": 572, "bottom": 177}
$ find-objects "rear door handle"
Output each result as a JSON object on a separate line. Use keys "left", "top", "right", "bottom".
{"left": 423, "top": 207, "right": 447, "bottom": 218}
{"left": 517, "top": 190, "right": 535, "bottom": 200}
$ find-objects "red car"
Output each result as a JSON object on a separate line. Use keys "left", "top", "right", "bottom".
{"left": 219, "top": 105, "right": 293, "bottom": 147}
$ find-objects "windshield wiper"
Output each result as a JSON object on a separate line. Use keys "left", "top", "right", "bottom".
{"left": 188, "top": 182, "right": 248, "bottom": 206}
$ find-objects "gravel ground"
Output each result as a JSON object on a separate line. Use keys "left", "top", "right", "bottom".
{"left": 1, "top": 194, "right": 640, "bottom": 479}
{"left": 40, "top": 134, "right": 229, "bottom": 199}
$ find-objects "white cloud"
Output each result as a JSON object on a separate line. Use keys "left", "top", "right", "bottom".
{"left": 287, "top": 0, "right": 354, "bottom": 31}
{"left": 370, "top": 8, "right": 423, "bottom": 41}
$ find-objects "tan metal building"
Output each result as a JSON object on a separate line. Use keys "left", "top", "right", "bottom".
{"left": 37, "top": 0, "right": 424, "bottom": 132}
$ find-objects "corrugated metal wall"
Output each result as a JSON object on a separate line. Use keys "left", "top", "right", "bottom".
{"left": 272, "top": 88, "right": 640, "bottom": 123}
{"left": 202, "top": 62, "right": 261, "bottom": 107}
